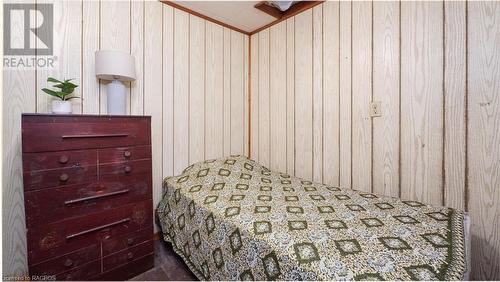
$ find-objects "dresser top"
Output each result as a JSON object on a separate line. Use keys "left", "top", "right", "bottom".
{"left": 22, "top": 113, "right": 151, "bottom": 118}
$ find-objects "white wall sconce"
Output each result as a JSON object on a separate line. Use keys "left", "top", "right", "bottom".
{"left": 95, "top": 50, "right": 136, "bottom": 115}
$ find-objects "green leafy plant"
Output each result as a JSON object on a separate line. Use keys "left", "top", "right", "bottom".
{"left": 42, "top": 77, "right": 79, "bottom": 101}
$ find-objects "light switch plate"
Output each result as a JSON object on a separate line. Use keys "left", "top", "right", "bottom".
{"left": 370, "top": 101, "right": 382, "bottom": 117}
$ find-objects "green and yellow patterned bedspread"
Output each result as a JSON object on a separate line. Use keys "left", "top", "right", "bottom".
{"left": 156, "top": 155, "right": 467, "bottom": 280}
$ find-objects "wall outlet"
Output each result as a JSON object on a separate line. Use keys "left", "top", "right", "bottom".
{"left": 370, "top": 101, "right": 382, "bottom": 117}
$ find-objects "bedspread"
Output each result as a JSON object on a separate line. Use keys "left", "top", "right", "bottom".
{"left": 156, "top": 155, "right": 467, "bottom": 280}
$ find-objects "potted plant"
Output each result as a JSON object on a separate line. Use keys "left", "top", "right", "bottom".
{"left": 42, "top": 77, "right": 79, "bottom": 114}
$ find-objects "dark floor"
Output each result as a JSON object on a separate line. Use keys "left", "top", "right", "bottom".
{"left": 130, "top": 240, "right": 198, "bottom": 281}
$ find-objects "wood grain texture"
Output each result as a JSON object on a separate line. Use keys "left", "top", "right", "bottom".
{"left": 162, "top": 5, "right": 174, "bottom": 178}
{"left": 36, "top": 0, "right": 82, "bottom": 114}
{"left": 294, "top": 9, "right": 313, "bottom": 179}
{"left": 144, "top": 1, "right": 163, "bottom": 219}
{"left": 230, "top": 31, "right": 245, "bottom": 155}
{"left": 351, "top": 1, "right": 372, "bottom": 193}
{"left": 401, "top": 1, "right": 443, "bottom": 205}
{"left": 373, "top": 1, "right": 400, "bottom": 197}
{"left": 244, "top": 35, "right": 250, "bottom": 157}
{"left": 322, "top": 1, "right": 340, "bottom": 186}
{"left": 223, "top": 28, "right": 231, "bottom": 156}
{"left": 339, "top": 1, "right": 352, "bottom": 188}
{"left": 205, "top": 22, "right": 224, "bottom": 160}
{"left": 269, "top": 22, "right": 287, "bottom": 173}
{"left": 3, "top": 37, "right": 35, "bottom": 279}
{"left": 258, "top": 29, "right": 270, "bottom": 167}
{"left": 99, "top": 1, "right": 130, "bottom": 114}
{"left": 173, "top": 9, "right": 190, "bottom": 175}
{"left": 250, "top": 34, "right": 259, "bottom": 162}
{"left": 131, "top": 1, "right": 145, "bottom": 115}
{"left": 189, "top": 15, "right": 206, "bottom": 164}
{"left": 82, "top": 0, "right": 100, "bottom": 114}
{"left": 286, "top": 18, "right": 295, "bottom": 176}
{"left": 312, "top": 5, "right": 323, "bottom": 183}
{"left": 468, "top": 2, "right": 500, "bottom": 279}
{"left": 444, "top": 1, "right": 466, "bottom": 210}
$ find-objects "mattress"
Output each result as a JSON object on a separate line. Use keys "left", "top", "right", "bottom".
{"left": 156, "top": 155, "right": 468, "bottom": 280}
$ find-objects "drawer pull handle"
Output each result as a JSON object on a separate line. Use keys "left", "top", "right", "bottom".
{"left": 64, "top": 189, "right": 130, "bottom": 205}
{"left": 64, "top": 259, "right": 73, "bottom": 267}
{"left": 124, "top": 166, "right": 132, "bottom": 173}
{"left": 59, "top": 173, "right": 69, "bottom": 182}
{"left": 124, "top": 151, "right": 131, "bottom": 158}
{"left": 66, "top": 218, "right": 130, "bottom": 240}
{"left": 62, "top": 133, "right": 129, "bottom": 139}
{"left": 127, "top": 238, "right": 135, "bottom": 246}
{"left": 59, "top": 155, "right": 69, "bottom": 164}
{"left": 127, "top": 252, "right": 134, "bottom": 260}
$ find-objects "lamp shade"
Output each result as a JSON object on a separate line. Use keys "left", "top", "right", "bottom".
{"left": 95, "top": 50, "right": 136, "bottom": 81}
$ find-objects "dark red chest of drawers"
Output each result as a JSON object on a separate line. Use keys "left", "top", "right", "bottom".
{"left": 21, "top": 114, "right": 154, "bottom": 280}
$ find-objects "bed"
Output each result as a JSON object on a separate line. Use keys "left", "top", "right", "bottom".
{"left": 156, "top": 155, "right": 468, "bottom": 280}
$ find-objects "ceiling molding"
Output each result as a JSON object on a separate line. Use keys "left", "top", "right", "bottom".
{"left": 160, "top": 0, "right": 251, "bottom": 35}
{"left": 159, "top": 0, "right": 325, "bottom": 36}
{"left": 250, "top": 1, "right": 324, "bottom": 35}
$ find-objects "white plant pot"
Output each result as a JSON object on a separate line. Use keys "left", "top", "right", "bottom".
{"left": 51, "top": 100, "right": 72, "bottom": 114}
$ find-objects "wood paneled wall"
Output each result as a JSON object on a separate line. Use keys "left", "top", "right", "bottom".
{"left": 2, "top": 1, "right": 248, "bottom": 276}
{"left": 250, "top": 1, "right": 500, "bottom": 279}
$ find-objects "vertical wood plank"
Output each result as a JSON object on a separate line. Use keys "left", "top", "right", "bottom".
{"left": 2, "top": 0, "right": 36, "bottom": 274}
{"left": 82, "top": 0, "right": 100, "bottom": 114}
{"left": 223, "top": 28, "right": 231, "bottom": 156}
{"left": 286, "top": 18, "right": 295, "bottom": 176}
{"left": 351, "top": 1, "right": 372, "bottom": 192}
{"left": 230, "top": 31, "right": 245, "bottom": 155}
{"left": 339, "top": 1, "right": 352, "bottom": 188}
{"left": 312, "top": 5, "right": 323, "bottom": 183}
{"left": 468, "top": 1, "right": 500, "bottom": 279}
{"left": 373, "top": 1, "right": 400, "bottom": 197}
{"left": 322, "top": 1, "right": 340, "bottom": 186}
{"left": 99, "top": 1, "right": 130, "bottom": 114}
{"left": 250, "top": 34, "right": 259, "bottom": 161}
{"left": 144, "top": 0, "right": 163, "bottom": 216}
{"left": 205, "top": 22, "right": 224, "bottom": 159}
{"left": 269, "top": 22, "right": 287, "bottom": 173}
{"left": 130, "top": 0, "right": 144, "bottom": 115}
{"left": 173, "top": 9, "right": 189, "bottom": 174}
{"left": 244, "top": 35, "right": 250, "bottom": 157}
{"left": 189, "top": 15, "right": 205, "bottom": 163}
{"left": 401, "top": 1, "right": 443, "bottom": 205}
{"left": 162, "top": 5, "right": 174, "bottom": 178}
{"left": 444, "top": 1, "right": 466, "bottom": 210}
{"left": 37, "top": 0, "right": 82, "bottom": 114}
{"left": 258, "top": 29, "right": 270, "bottom": 167}
{"left": 294, "top": 9, "right": 313, "bottom": 180}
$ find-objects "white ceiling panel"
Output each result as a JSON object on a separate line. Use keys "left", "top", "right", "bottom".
{"left": 175, "top": 1, "right": 277, "bottom": 33}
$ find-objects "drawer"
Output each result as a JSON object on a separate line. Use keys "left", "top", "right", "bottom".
{"left": 102, "top": 226, "right": 153, "bottom": 256}
{"left": 95, "top": 254, "right": 154, "bottom": 281}
{"left": 27, "top": 200, "right": 152, "bottom": 264}
{"left": 103, "top": 240, "right": 154, "bottom": 272}
{"left": 55, "top": 259, "right": 101, "bottom": 281}
{"left": 99, "top": 159, "right": 151, "bottom": 180}
{"left": 24, "top": 175, "right": 152, "bottom": 227}
{"left": 23, "top": 166, "right": 97, "bottom": 191}
{"left": 29, "top": 244, "right": 99, "bottom": 276}
{"left": 23, "top": 150, "right": 97, "bottom": 172}
{"left": 22, "top": 116, "right": 151, "bottom": 153}
{"left": 99, "top": 146, "right": 151, "bottom": 164}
